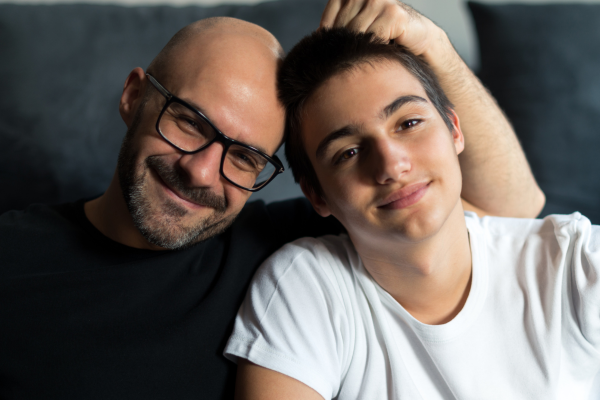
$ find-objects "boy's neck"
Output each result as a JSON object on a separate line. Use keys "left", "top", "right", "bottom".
{"left": 352, "top": 200, "right": 472, "bottom": 325}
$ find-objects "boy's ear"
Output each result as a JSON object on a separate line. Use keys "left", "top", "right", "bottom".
{"left": 448, "top": 109, "right": 465, "bottom": 155}
{"left": 300, "top": 179, "right": 332, "bottom": 218}
{"left": 119, "top": 67, "right": 147, "bottom": 128}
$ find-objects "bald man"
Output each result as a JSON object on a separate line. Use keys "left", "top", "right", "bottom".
{"left": 0, "top": 1, "right": 543, "bottom": 399}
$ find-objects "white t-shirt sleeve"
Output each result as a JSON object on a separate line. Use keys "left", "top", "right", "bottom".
{"left": 224, "top": 238, "right": 350, "bottom": 400}
{"left": 567, "top": 216, "right": 600, "bottom": 354}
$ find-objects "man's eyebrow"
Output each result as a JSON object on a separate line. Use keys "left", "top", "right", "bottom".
{"left": 316, "top": 126, "right": 359, "bottom": 160}
{"left": 180, "top": 97, "right": 207, "bottom": 116}
{"left": 380, "top": 95, "right": 428, "bottom": 120}
{"left": 182, "top": 97, "right": 271, "bottom": 155}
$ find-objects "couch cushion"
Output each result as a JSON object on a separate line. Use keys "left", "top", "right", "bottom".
{"left": 0, "top": 0, "right": 324, "bottom": 214}
{"left": 468, "top": 2, "right": 600, "bottom": 224}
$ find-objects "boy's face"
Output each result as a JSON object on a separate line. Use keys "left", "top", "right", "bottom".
{"left": 300, "top": 61, "right": 464, "bottom": 246}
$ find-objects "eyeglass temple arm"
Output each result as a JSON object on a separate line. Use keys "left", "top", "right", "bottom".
{"left": 146, "top": 73, "right": 172, "bottom": 100}
{"left": 271, "top": 155, "right": 285, "bottom": 173}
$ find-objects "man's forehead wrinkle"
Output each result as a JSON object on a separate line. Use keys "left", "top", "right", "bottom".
{"left": 175, "top": 94, "right": 272, "bottom": 155}
{"left": 177, "top": 97, "right": 209, "bottom": 119}
{"left": 181, "top": 91, "right": 271, "bottom": 155}
{"left": 185, "top": 83, "right": 276, "bottom": 149}
{"left": 380, "top": 95, "right": 428, "bottom": 120}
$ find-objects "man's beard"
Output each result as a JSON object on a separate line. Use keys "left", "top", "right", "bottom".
{"left": 116, "top": 104, "right": 238, "bottom": 250}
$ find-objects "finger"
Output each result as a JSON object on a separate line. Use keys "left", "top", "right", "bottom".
{"left": 365, "top": 5, "right": 410, "bottom": 43}
{"left": 333, "top": 0, "right": 367, "bottom": 28}
{"left": 367, "top": 3, "right": 431, "bottom": 55}
{"left": 320, "top": 0, "right": 343, "bottom": 29}
{"left": 391, "top": 10, "right": 431, "bottom": 55}
{"left": 346, "top": 3, "right": 381, "bottom": 33}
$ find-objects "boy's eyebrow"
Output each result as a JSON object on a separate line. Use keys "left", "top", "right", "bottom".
{"left": 380, "top": 95, "right": 428, "bottom": 120}
{"left": 315, "top": 95, "right": 429, "bottom": 161}
{"left": 316, "top": 126, "right": 358, "bottom": 160}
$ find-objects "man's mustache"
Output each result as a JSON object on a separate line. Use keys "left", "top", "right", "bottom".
{"left": 146, "top": 156, "right": 228, "bottom": 213}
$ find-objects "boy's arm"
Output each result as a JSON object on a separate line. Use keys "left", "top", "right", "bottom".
{"left": 321, "top": 0, "right": 545, "bottom": 218}
{"left": 236, "top": 360, "right": 324, "bottom": 400}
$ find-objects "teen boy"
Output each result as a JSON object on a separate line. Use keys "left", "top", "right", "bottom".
{"left": 225, "top": 29, "right": 600, "bottom": 399}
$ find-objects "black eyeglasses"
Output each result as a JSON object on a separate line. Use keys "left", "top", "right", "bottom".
{"left": 146, "top": 73, "right": 284, "bottom": 192}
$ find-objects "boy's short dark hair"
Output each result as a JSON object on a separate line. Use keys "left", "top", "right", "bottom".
{"left": 278, "top": 28, "right": 455, "bottom": 198}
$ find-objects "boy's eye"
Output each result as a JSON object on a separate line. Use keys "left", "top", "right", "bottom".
{"left": 336, "top": 148, "right": 361, "bottom": 163}
{"left": 399, "top": 119, "right": 421, "bottom": 130}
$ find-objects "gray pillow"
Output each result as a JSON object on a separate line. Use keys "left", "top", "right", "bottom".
{"left": 0, "top": 0, "right": 325, "bottom": 214}
{"left": 468, "top": 2, "right": 600, "bottom": 224}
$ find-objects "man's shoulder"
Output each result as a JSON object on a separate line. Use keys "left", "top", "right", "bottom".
{"left": 0, "top": 201, "right": 99, "bottom": 278}
{"left": 234, "top": 197, "right": 342, "bottom": 244}
{"left": 236, "top": 197, "right": 312, "bottom": 225}
{"left": 0, "top": 201, "right": 81, "bottom": 236}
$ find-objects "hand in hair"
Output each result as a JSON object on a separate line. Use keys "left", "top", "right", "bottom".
{"left": 319, "top": 0, "right": 546, "bottom": 218}
{"left": 320, "top": 0, "right": 445, "bottom": 59}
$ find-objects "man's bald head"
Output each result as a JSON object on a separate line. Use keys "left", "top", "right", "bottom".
{"left": 148, "top": 17, "right": 284, "bottom": 85}
{"left": 111, "top": 16, "right": 287, "bottom": 250}
{"left": 143, "top": 16, "right": 286, "bottom": 150}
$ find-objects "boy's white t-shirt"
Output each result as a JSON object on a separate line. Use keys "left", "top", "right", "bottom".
{"left": 224, "top": 212, "right": 600, "bottom": 399}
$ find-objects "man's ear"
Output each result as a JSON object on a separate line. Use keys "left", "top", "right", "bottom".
{"left": 119, "top": 67, "right": 147, "bottom": 128}
{"left": 300, "top": 179, "right": 332, "bottom": 218}
{"left": 448, "top": 110, "right": 465, "bottom": 155}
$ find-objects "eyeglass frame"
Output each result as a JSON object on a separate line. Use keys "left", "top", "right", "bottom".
{"left": 145, "top": 73, "right": 285, "bottom": 192}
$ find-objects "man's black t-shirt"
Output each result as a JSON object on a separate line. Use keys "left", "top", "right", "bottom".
{"left": 0, "top": 198, "right": 340, "bottom": 399}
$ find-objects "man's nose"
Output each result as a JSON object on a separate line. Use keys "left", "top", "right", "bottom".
{"left": 177, "top": 142, "right": 224, "bottom": 188}
{"left": 373, "top": 140, "right": 411, "bottom": 185}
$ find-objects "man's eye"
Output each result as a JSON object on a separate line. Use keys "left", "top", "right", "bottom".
{"left": 228, "top": 149, "right": 263, "bottom": 172}
{"left": 234, "top": 151, "right": 252, "bottom": 164}
{"left": 399, "top": 119, "right": 421, "bottom": 130}
{"left": 181, "top": 117, "right": 199, "bottom": 130}
{"left": 336, "top": 148, "right": 361, "bottom": 164}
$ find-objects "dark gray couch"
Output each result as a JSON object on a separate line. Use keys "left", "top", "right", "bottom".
{"left": 0, "top": 0, "right": 322, "bottom": 214}
{"left": 1, "top": 0, "right": 600, "bottom": 224}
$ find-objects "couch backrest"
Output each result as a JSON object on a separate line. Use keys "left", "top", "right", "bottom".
{"left": 0, "top": 0, "right": 329, "bottom": 213}
{"left": 3, "top": 0, "right": 600, "bottom": 225}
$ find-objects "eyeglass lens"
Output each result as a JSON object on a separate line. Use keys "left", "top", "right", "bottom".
{"left": 159, "top": 102, "right": 277, "bottom": 189}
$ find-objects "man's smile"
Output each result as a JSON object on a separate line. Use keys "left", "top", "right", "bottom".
{"left": 153, "top": 166, "right": 206, "bottom": 211}
{"left": 146, "top": 155, "right": 228, "bottom": 213}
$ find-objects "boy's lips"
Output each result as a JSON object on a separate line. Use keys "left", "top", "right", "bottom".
{"left": 377, "top": 182, "right": 430, "bottom": 210}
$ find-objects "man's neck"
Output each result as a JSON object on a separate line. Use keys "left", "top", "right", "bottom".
{"left": 352, "top": 201, "right": 472, "bottom": 325}
{"left": 84, "top": 173, "right": 165, "bottom": 251}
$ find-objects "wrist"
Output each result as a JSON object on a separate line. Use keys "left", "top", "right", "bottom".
{"left": 421, "top": 27, "right": 460, "bottom": 73}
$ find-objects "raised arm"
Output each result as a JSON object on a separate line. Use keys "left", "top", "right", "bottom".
{"left": 321, "top": 0, "right": 545, "bottom": 218}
